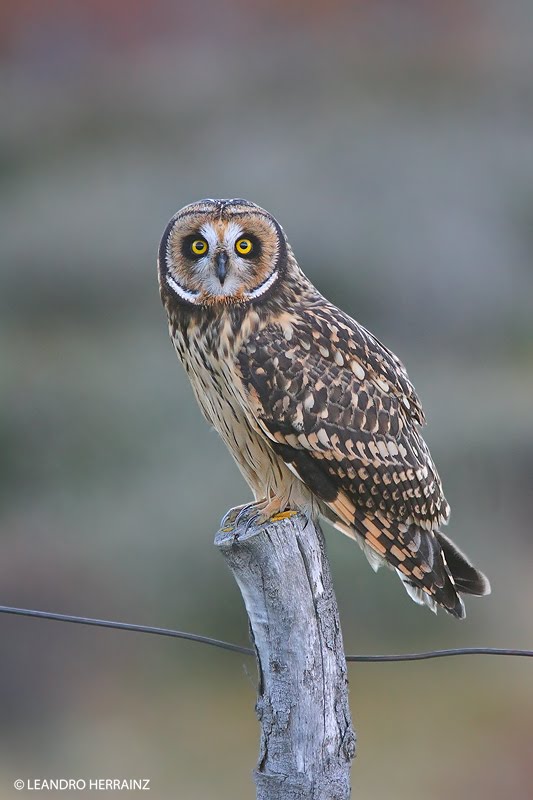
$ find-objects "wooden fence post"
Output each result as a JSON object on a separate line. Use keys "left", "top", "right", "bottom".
{"left": 215, "top": 512, "right": 356, "bottom": 800}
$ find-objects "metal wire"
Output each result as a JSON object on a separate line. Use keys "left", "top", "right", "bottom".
{"left": 1, "top": 604, "right": 532, "bottom": 662}
{"left": 0, "top": 605, "right": 252, "bottom": 656}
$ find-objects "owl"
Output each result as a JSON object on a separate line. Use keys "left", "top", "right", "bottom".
{"left": 158, "top": 198, "right": 490, "bottom": 618}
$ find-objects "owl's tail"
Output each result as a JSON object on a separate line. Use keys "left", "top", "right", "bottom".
{"left": 434, "top": 530, "right": 491, "bottom": 597}
{"left": 332, "top": 511, "right": 490, "bottom": 618}
{"left": 394, "top": 530, "right": 491, "bottom": 619}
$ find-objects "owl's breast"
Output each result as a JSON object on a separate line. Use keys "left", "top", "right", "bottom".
{"left": 169, "top": 307, "right": 263, "bottom": 423}
{"left": 168, "top": 312, "right": 311, "bottom": 509}
{"left": 170, "top": 314, "right": 238, "bottom": 416}
{"left": 169, "top": 315, "right": 268, "bottom": 493}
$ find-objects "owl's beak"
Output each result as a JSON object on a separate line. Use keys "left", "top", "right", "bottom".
{"left": 215, "top": 251, "right": 229, "bottom": 285}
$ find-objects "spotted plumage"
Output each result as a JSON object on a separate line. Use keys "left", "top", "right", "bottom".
{"left": 158, "top": 198, "right": 490, "bottom": 618}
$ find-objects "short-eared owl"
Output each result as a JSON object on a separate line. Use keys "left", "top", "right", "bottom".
{"left": 158, "top": 198, "right": 490, "bottom": 618}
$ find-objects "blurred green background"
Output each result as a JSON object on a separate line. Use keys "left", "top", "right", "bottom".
{"left": 1, "top": 1, "right": 533, "bottom": 797}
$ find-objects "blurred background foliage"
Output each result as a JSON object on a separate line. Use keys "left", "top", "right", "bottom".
{"left": 1, "top": 1, "right": 533, "bottom": 797}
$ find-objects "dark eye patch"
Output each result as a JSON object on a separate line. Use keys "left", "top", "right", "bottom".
{"left": 181, "top": 233, "right": 206, "bottom": 259}
{"left": 236, "top": 233, "right": 262, "bottom": 259}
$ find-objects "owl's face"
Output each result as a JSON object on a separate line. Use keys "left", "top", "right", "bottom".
{"left": 158, "top": 198, "right": 288, "bottom": 306}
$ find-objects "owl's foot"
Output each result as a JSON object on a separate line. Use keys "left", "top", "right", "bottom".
{"left": 252, "top": 496, "right": 298, "bottom": 526}
{"left": 219, "top": 500, "right": 299, "bottom": 535}
{"left": 219, "top": 500, "right": 267, "bottom": 533}
{"left": 239, "top": 498, "right": 299, "bottom": 532}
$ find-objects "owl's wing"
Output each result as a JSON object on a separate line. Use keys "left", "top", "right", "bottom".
{"left": 238, "top": 305, "right": 448, "bottom": 529}
{"left": 237, "top": 304, "right": 468, "bottom": 615}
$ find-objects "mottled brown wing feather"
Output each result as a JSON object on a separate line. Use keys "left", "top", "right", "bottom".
{"left": 237, "top": 304, "right": 464, "bottom": 616}
{"left": 239, "top": 304, "right": 449, "bottom": 529}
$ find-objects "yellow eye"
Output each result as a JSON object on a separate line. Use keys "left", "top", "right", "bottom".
{"left": 191, "top": 238, "right": 208, "bottom": 256}
{"left": 235, "top": 238, "right": 253, "bottom": 256}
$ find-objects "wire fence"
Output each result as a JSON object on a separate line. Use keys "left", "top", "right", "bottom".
{"left": 1, "top": 605, "right": 532, "bottom": 663}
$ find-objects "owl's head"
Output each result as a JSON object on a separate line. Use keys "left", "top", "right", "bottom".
{"left": 158, "top": 198, "right": 289, "bottom": 306}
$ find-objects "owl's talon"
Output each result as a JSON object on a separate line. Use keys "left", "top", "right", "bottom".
{"left": 243, "top": 512, "right": 262, "bottom": 534}
{"left": 220, "top": 501, "right": 264, "bottom": 530}
{"left": 234, "top": 502, "right": 262, "bottom": 529}
{"left": 219, "top": 510, "right": 237, "bottom": 530}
